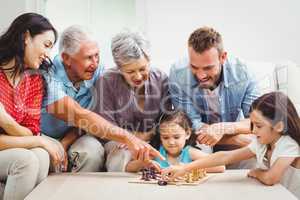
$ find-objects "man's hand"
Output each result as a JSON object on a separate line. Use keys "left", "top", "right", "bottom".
{"left": 124, "top": 134, "right": 164, "bottom": 161}
{"left": 196, "top": 124, "right": 225, "bottom": 146}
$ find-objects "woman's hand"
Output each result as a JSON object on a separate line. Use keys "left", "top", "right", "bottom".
{"left": 40, "top": 136, "right": 65, "bottom": 171}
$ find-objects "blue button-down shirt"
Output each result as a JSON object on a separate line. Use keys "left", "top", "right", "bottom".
{"left": 41, "top": 55, "right": 103, "bottom": 139}
{"left": 169, "top": 57, "right": 260, "bottom": 130}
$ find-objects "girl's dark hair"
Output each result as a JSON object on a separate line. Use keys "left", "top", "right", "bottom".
{"left": 0, "top": 12, "right": 58, "bottom": 78}
{"left": 250, "top": 92, "right": 300, "bottom": 145}
{"left": 150, "top": 110, "right": 197, "bottom": 150}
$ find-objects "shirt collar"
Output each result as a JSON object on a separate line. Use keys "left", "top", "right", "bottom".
{"left": 222, "top": 59, "right": 230, "bottom": 88}
{"left": 53, "top": 55, "right": 90, "bottom": 90}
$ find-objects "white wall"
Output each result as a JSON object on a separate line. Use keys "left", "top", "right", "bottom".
{"left": 4, "top": 0, "right": 298, "bottom": 71}
{"left": 1, "top": 0, "right": 299, "bottom": 110}
{"left": 0, "top": 1, "right": 24, "bottom": 31}
{"left": 137, "top": 0, "right": 300, "bottom": 73}
{"left": 0, "top": 0, "right": 30, "bottom": 32}
{"left": 45, "top": 0, "right": 137, "bottom": 68}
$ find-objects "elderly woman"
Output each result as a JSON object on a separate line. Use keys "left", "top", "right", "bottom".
{"left": 92, "top": 31, "right": 172, "bottom": 172}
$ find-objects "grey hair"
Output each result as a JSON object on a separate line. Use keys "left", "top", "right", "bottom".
{"left": 59, "top": 25, "right": 96, "bottom": 55}
{"left": 111, "top": 31, "right": 150, "bottom": 67}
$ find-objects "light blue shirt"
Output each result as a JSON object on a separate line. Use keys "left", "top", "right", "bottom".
{"left": 41, "top": 55, "right": 103, "bottom": 139}
{"left": 154, "top": 145, "right": 192, "bottom": 168}
{"left": 169, "top": 57, "right": 260, "bottom": 130}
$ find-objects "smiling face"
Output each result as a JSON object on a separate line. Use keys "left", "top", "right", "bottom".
{"left": 24, "top": 30, "right": 55, "bottom": 69}
{"left": 62, "top": 40, "right": 100, "bottom": 83}
{"left": 120, "top": 57, "right": 150, "bottom": 88}
{"left": 188, "top": 47, "right": 226, "bottom": 89}
{"left": 159, "top": 123, "right": 190, "bottom": 157}
{"left": 250, "top": 109, "right": 282, "bottom": 146}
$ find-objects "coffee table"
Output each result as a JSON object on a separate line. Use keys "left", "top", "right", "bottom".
{"left": 25, "top": 170, "right": 298, "bottom": 200}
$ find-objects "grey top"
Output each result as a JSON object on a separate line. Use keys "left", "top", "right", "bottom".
{"left": 203, "top": 85, "right": 221, "bottom": 124}
{"left": 92, "top": 67, "right": 172, "bottom": 132}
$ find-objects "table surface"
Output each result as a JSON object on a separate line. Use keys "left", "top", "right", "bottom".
{"left": 25, "top": 170, "right": 297, "bottom": 200}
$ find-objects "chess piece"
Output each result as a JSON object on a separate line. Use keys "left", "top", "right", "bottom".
{"left": 158, "top": 180, "right": 168, "bottom": 186}
{"left": 191, "top": 169, "right": 198, "bottom": 181}
{"left": 141, "top": 168, "right": 150, "bottom": 181}
{"left": 185, "top": 172, "right": 193, "bottom": 183}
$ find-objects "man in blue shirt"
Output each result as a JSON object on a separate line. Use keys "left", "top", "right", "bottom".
{"left": 169, "top": 27, "right": 260, "bottom": 162}
{"left": 42, "top": 26, "right": 162, "bottom": 172}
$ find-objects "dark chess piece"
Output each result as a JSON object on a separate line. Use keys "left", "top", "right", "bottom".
{"left": 149, "top": 168, "right": 157, "bottom": 179}
{"left": 157, "top": 180, "right": 168, "bottom": 186}
{"left": 141, "top": 168, "right": 151, "bottom": 181}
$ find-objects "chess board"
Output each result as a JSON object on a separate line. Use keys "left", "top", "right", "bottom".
{"left": 128, "top": 174, "right": 211, "bottom": 186}
{"left": 128, "top": 168, "right": 212, "bottom": 186}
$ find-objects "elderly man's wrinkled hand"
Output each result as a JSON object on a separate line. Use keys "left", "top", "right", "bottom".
{"left": 125, "top": 134, "right": 164, "bottom": 161}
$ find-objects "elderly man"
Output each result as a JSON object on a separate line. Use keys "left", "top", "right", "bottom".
{"left": 169, "top": 27, "right": 260, "bottom": 168}
{"left": 42, "top": 26, "right": 162, "bottom": 172}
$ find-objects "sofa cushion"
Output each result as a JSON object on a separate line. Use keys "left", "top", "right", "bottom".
{"left": 275, "top": 62, "right": 300, "bottom": 114}
{"left": 246, "top": 61, "right": 277, "bottom": 93}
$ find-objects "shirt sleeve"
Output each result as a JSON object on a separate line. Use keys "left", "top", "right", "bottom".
{"left": 275, "top": 137, "right": 300, "bottom": 158}
{"left": 42, "top": 73, "right": 67, "bottom": 107}
{"left": 169, "top": 64, "right": 204, "bottom": 130}
{"left": 247, "top": 137, "right": 258, "bottom": 154}
{"left": 270, "top": 136, "right": 300, "bottom": 166}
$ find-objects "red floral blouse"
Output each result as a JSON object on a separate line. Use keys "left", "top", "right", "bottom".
{"left": 0, "top": 71, "right": 44, "bottom": 135}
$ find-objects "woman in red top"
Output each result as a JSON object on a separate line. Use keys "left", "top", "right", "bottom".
{"left": 0, "top": 13, "right": 63, "bottom": 200}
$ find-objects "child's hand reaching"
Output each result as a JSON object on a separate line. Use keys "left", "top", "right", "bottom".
{"left": 247, "top": 168, "right": 260, "bottom": 178}
{"left": 161, "top": 165, "right": 187, "bottom": 181}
